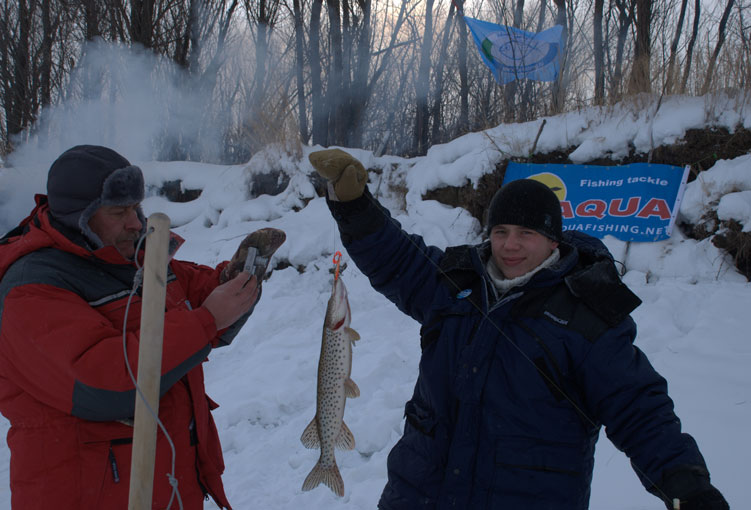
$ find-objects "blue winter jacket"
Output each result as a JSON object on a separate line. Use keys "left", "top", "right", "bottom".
{"left": 328, "top": 190, "right": 710, "bottom": 510}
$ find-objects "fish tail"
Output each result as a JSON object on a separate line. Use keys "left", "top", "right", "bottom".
{"left": 301, "top": 460, "right": 344, "bottom": 497}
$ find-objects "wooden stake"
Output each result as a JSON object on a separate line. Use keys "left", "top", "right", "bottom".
{"left": 128, "top": 213, "right": 171, "bottom": 510}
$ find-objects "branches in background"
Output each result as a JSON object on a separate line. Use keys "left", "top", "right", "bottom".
{"left": 0, "top": 0, "right": 749, "bottom": 162}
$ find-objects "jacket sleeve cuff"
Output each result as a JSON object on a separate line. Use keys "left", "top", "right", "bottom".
{"left": 648, "top": 464, "right": 714, "bottom": 504}
{"left": 326, "top": 187, "right": 388, "bottom": 243}
{"left": 195, "top": 305, "right": 218, "bottom": 341}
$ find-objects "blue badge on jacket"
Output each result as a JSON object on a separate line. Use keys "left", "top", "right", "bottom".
{"left": 456, "top": 289, "right": 472, "bottom": 299}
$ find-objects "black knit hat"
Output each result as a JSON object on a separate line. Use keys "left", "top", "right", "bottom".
{"left": 486, "top": 178, "right": 563, "bottom": 241}
{"left": 47, "top": 145, "right": 145, "bottom": 247}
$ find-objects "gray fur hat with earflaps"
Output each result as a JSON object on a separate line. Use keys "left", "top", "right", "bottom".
{"left": 46, "top": 145, "right": 145, "bottom": 248}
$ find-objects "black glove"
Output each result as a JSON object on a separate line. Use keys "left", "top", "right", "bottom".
{"left": 673, "top": 487, "right": 730, "bottom": 510}
{"left": 652, "top": 466, "right": 729, "bottom": 510}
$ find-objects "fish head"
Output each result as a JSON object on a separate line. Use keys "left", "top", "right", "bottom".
{"left": 326, "top": 277, "right": 351, "bottom": 331}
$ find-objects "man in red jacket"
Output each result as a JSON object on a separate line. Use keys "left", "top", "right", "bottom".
{"left": 0, "top": 145, "right": 276, "bottom": 509}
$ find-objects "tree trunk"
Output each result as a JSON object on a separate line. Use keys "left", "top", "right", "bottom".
{"left": 252, "top": 0, "right": 271, "bottom": 113}
{"left": 40, "top": 0, "right": 54, "bottom": 107}
{"left": 8, "top": 0, "right": 32, "bottom": 138}
{"left": 173, "top": 0, "right": 195, "bottom": 68}
{"left": 700, "top": 0, "right": 735, "bottom": 94}
{"left": 627, "top": 0, "right": 651, "bottom": 95}
{"left": 458, "top": 0, "right": 469, "bottom": 135}
{"left": 0, "top": 2, "right": 9, "bottom": 149}
{"left": 83, "top": 0, "right": 101, "bottom": 40}
{"left": 309, "top": 0, "right": 327, "bottom": 146}
{"left": 413, "top": 0, "right": 434, "bottom": 155}
{"left": 504, "top": 0, "right": 525, "bottom": 122}
{"left": 665, "top": 0, "right": 689, "bottom": 94}
{"left": 609, "top": 0, "right": 635, "bottom": 101}
{"left": 537, "top": 0, "right": 547, "bottom": 31}
{"left": 339, "top": 0, "right": 354, "bottom": 146}
{"left": 130, "top": 0, "right": 154, "bottom": 48}
{"left": 430, "top": 3, "right": 456, "bottom": 145}
{"left": 346, "top": 0, "right": 372, "bottom": 147}
{"left": 593, "top": 0, "right": 605, "bottom": 104}
{"left": 326, "top": 0, "right": 345, "bottom": 145}
{"left": 680, "top": 0, "right": 700, "bottom": 93}
{"left": 551, "top": 0, "right": 568, "bottom": 113}
{"left": 292, "top": 0, "right": 309, "bottom": 144}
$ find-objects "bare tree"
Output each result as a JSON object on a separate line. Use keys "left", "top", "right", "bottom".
{"left": 593, "top": 0, "right": 605, "bottom": 104}
{"left": 680, "top": 0, "right": 700, "bottom": 93}
{"left": 309, "top": 0, "right": 327, "bottom": 146}
{"left": 550, "top": 0, "right": 568, "bottom": 112}
{"left": 325, "top": 0, "right": 345, "bottom": 144}
{"left": 130, "top": 0, "right": 154, "bottom": 48}
{"left": 457, "top": 0, "right": 469, "bottom": 135}
{"left": 413, "top": 0, "right": 434, "bottom": 155}
{"left": 430, "top": 2, "right": 456, "bottom": 145}
{"left": 701, "top": 0, "right": 736, "bottom": 94}
{"left": 3, "top": 0, "right": 751, "bottom": 159}
{"left": 245, "top": 0, "right": 281, "bottom": 113}
{"left": 292, "top": 0, "right": 309, "bottom": 143}
{"left": 607, "top": 0, "right": 635, "bottom": 102}
{"left": 665, "top": 0, "right": 689, "bottom": 93}
{"left": 627, "top": 0, "right": 651, "bottom": 94}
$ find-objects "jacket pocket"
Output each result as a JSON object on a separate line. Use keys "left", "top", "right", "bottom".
{"left": 419, "top": 300, "right": 479, "bottom": 352}
{"left": 494, "top": 436, "right": 583, "bottom": 476}
{"left": 490, "top": 436, "right": 590, "bottom": 508}
{"left": 388, "top": 399, "right": 448, "bottom": 493}
{"left": 80, "top": 437, "right": 133, "bottom": 507}
{"left": 405, "top": 398, "right": 438, "bottom": 437}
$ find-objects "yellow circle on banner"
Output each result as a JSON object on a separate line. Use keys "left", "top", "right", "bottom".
{"left": 529, "top": 172, "right": 566, "bottom": 201}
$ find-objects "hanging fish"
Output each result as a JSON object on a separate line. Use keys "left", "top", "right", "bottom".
{"left": 300, "top": 256, "right": 360, "bottom": 497}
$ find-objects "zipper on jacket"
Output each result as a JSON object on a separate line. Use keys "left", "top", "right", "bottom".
{"left": 106, "top": 437, "right": 132, "bottom": 484}
{"left": 108, "top": 446, "right": 120, "bottom": 483}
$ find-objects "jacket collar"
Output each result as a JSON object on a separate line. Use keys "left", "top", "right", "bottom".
{"left": 466, "top": 239, "right": 580, "bottom": 292}
{"left": 1, "top": 197, "right": 185, "bottom": 278}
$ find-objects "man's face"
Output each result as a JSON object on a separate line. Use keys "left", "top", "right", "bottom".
{"left": 88, "top": 204, "right": 143, "bottom": 259}
{"left": 489, "top": 224, "right": 559, "bottom": 279}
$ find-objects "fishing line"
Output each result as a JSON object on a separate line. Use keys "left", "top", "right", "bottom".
{"left": 123, "top": 227, "right": 183, "bottom": 510}
{"left": 359, "top": 190, "right": 672, "bottom": 504}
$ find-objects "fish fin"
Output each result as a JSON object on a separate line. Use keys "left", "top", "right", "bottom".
{"left": 301, "top": 460, "right": 344, "bottom": 497}
{"left": 336, "top": 421, "right": 356, "bottom": 450}
{"left": 344, "top": 377, "right": 360, "bottom": 398}
{"left": 300, "top": 417, "right": 320, "bottom": 449}
{"left": 345, "top": 327, "right": 360, "bottom": 343}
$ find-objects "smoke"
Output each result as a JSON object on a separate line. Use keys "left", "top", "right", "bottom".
{"left": 7, "top": 40, "right": 229, "bottom": 170}
{"left": 1, "top": 39, "right": 242, "bottom": 232}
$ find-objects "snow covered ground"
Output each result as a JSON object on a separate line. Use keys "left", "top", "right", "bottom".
{"left": 0, "top": 94, "right": 749, "bottom": 509}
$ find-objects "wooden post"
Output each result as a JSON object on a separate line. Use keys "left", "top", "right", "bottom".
{"left": 128, "top": 213, "right": 171, "bottom": 510}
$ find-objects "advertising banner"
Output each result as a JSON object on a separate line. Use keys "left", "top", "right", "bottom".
{"left": 503, "top": 161, "right": 690, "bottom": 242}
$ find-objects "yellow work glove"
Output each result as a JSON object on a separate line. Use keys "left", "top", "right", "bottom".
{"left": 308, "top": 149, "right": 368, "bottom": 202}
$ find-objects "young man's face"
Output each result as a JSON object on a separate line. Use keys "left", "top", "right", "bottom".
{"left": 489, "top": 224, "right": 559, "bottom": 279}
{"left": 88, "top": 204, "right": 143, "bottom": 259}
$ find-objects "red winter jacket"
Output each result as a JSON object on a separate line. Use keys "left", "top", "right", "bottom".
{"left": 0, "top": 196, "right": 243, "bottom": 509}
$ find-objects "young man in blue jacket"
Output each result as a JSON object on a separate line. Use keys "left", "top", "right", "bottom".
{"left": 309, "top": 149, "right": 729, "bottom": 510}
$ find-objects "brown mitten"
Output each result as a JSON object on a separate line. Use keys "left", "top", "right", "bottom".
{"left": 308, "top": 148, "right": 368, "bottom": 201}
{"left": 220, "top": 228, "right": 286, "bottom": 284}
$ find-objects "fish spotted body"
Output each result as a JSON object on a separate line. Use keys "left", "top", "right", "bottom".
{"left": 300, "top": 277, "right": 360, "bottom": 497}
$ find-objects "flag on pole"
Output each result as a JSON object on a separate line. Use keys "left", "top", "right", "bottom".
{"left": 464, "top": 17, "right": 564, "bottom": 84}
